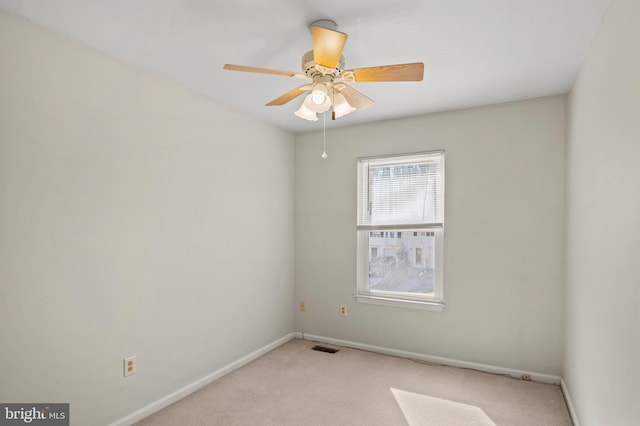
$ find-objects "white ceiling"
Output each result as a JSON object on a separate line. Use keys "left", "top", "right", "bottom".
{"left": 0, "top": 0, "right": 610, "bottom": 133}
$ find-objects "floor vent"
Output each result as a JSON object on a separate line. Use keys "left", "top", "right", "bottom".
{"left": 311, "top": 345, "right": 339, "bottom": 354}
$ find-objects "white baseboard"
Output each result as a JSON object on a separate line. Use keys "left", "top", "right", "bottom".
{"left": 109, "top": 333, "right": 296, "bottom": 426}
{"left": 561, "top": 379, "right": 580, "bottom": 426}
{"left": 297, "top": 333, "right": 562, "bottom": 385}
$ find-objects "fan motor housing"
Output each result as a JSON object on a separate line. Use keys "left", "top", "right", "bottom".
{"left": 301, "top": 50, "right": 344, "bottom": 79}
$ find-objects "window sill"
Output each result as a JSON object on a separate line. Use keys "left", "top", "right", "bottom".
{"left": 354, "top": 293, "right": 445, "bottom": 312}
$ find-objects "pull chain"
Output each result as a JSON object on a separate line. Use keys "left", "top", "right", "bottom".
{"left": 321, "top": 112, "right": 327, "bottom": 159}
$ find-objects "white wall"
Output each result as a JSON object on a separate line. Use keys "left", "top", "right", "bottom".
{"left": 295, "top": 95, "right": 566, "bottom": 375}
{"left": 564, "top": 0, "right": 640, "bottom": 423}
{"left": 0, "top": 11, "right": 295, "bottom": 426}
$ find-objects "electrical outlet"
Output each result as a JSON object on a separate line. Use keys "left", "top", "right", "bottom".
{"left": 299, "top": 300, "right": 306, "bottom": 312}
{"left": 124, "top": 356, "right": 136, "bottom": 377}
{"left": 340, "top": 305, "right": 347, "bottom": 316}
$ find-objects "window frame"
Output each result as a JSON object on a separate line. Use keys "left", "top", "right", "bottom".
{"left": 355, "top": 151, "right": 445, "bottom": 311}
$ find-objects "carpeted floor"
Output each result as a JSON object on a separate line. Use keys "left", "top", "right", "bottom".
{"left": 135, "top": 338, "right": 571, "bottom": 425}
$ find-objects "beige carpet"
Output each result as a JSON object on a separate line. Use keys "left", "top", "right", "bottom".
{"left": 135, "top": 338, "right": 571, "bottom": 425}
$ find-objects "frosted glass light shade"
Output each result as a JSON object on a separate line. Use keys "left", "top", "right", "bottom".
{"left": 332, "top": 92, "right": 356, "bottom": 118}
{"left": 294, "top": 101, "right": 318, "bottom": 121}
{"left": 306, "top": 85, "right": 331, "bottom": 113}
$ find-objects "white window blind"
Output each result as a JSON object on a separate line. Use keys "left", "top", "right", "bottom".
{"left": 357, "top": 151, "right": 444, "bottom": 229}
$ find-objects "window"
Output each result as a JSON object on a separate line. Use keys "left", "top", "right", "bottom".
{"left": 356, "top": 151, "right": 445, "bottom": 309}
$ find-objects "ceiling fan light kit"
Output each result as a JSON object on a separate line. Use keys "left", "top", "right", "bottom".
{"left": 223, "top": 20, "right": 424, "bottom": 122}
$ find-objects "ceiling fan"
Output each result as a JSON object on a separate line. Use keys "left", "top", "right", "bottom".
{"left": 223, "top": 19, "right": 424, "bottom": 122}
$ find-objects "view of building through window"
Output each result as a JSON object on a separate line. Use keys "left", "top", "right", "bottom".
{"left": 368, "top": 230, "right": 436, "bottom": 296}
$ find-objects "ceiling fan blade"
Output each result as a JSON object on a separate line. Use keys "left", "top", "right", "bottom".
{"left": 346, "top": 62, "right": 424, "bottom": 82}
{"left": 311, "top": 26, "right": 348, "bottom": 69}
{"left": 266, "top": 84, "right": 312, "bottom": 106}
{"left": 338, "top": 84, "right": 374, "bottom": 110}
{"left": 223, "top": 64, "right": 307, "bottom": 79}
